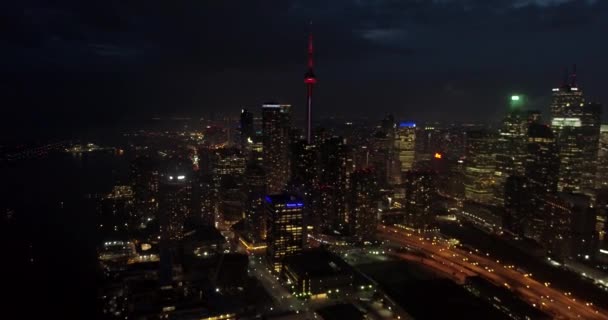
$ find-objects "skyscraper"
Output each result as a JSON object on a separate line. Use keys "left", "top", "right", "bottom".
{"left": 542, "top": 193, "right": 596, "bottom": 260}
{"left": 504, "top": 175, "right": 533, "bottom": 238}
{"left": 349, "top": 169, "right": 380, "bottom": 242}
{"left": 394, "top": 122, "right": 417, "bottom": 174}
{"left": 265, "top": 194, "right": 304, "bottom": 273}
{"left": 288, "top": 139, "right": 317, "bottom": 234}
{"left": 415, "top": 124, "right": 442, "bottom": 163}
{"left": 550, "top": 68, "right": 601, "bottom": 193}
{"left": 304, "top": 32, "right": 317, "bottom": 144}
{"left": 464, "top": 129, "right": 496, "bottom": 205}
{"left": 494, "top": 96, "right": 528, "bottom": 206}
{"left": 159, "top": 169, "right": 193, "bottom": 240}
{"left": 288, "top": 139, "right": 317, "bottom": 198}
{"left": 244, "top": 161, "right": 266, "bottom": 242}
{"left": 98, "top": 185, "right": 135, "bottom": 238}
{"left": 526, "top": 123, "right": 559, "bottom": 194}
{"left": 240, "top": 109, "right": 254, "bottom": 152}
{"left": 404, "top": 170, "right": 436, "bottom": 230}
{"left": 262, "top": 103, "right": 291, "bottom": 194}
{"left": 130, "top": 152, "right": 160, "bottom": 223}
{"left": 317, "top": 137, "right": 348, "bottom": 231}
{"left": 597, "top": 125, "right": 608, "bottom": 189}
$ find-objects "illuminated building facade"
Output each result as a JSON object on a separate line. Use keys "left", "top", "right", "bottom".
{"left": 550, "top": 73, "right": 601, "bottom": 193}
{"left": 494, "top": 96, "right": 528, "bottom": 206}
{"left": 265, "top": 194, "right": 304, "bottom": 273}
{"left": 415, "top": 124, "right": 443, "bottom": 162}
{"left": 464, "top": 130, "right": 496, "bottom": 205}
{"left": 394, "top": 122, "right": 417, "bottom": 174}
{"left": 318, "top": 137, "right": 348, "bottom": 231}
{"left": 159, "top": 171, "right": 193, "bottom": 240}
{"left": 262, "top": 104, "right": 291, "bottom": 194}
{"left": 404, "top": 170, "right": 436, "bottom": 230}
{"left": 597, "top": 125, "right": 608, "bottom": 189}
{"left": 349, "top": 169, "right": 379, "bottom": 242}
{"left": 214, "top": 151, "right": 246, "bottom": 176}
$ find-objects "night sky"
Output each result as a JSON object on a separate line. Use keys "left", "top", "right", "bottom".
{"left": 3, "top": 0, "right": 608, "bottom": 139}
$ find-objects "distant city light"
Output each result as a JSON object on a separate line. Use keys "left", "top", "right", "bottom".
{"left": 511, "top": 95, "right": 520, "bottom": 101}
{"left": 177, "top": 175, "right": 185, "bottom": 180}
{"left": 552, "top": 117, "right": 582, "bottom": 127}
{"left": 434, "top": 152, "right": 443, "bottom": 159}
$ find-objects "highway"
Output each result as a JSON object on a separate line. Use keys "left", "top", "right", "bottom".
{"left": 378, "top": 224, "right": 608, "bottom": 320}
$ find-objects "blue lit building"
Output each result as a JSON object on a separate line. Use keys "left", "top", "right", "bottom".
{"left": 265, "top": 194, "right": 304, "bottom": 273}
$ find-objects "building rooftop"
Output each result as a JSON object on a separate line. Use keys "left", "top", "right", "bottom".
{"left": 182, "top": 223, "right": 225, "bottom": 244}
{"left": 283, "top": 249, "right": 351, "bottom": 278}
{"left": 316, "top": 303, "right": 365, "bottom": 320}
{"left": 264, "top": 194, "right": 303, "bottom": 206}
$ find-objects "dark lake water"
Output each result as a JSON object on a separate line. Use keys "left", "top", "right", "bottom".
{"left": 1, "top": 151, "right": 129, "bottom": 318}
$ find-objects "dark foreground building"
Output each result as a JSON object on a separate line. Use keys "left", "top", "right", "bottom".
{"left": 283, "top": 249, "right": 355, "bottom": 300}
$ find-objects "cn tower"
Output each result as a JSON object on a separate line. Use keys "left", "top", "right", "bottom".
{"left": 304, "top": 31, "right": 316, "bottom": 144}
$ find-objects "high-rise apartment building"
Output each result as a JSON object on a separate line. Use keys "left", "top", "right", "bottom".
{"left": 317, "top": 137, "right": 348, "bottom": 231}
{"left": 244, "top": 162, "right": 266, "bottom": 242}
{"left": 130, "top": 153, "right": 159, "bottom": 223}
{"left": 349, "top": 169, "right": 379, "bottom": 242}
{"left": 404, "top": 170, "right": 436, "bottom": 230}
{"left": 262, "top": 104, "right": 291, "bottom": 194}
{"left": 159, "top": 169, "right": 193, "bottom": 240}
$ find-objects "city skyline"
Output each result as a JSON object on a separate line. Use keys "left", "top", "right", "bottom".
{"left": 4, "top": 2, "right": 608, "bottom": 319}
{"left": 5, "top": 1, "right": 608, "bottom": 140}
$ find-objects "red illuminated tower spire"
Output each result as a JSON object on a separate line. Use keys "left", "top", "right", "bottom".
{"left": 304, "top": 28, "right": 317, "bottom": 144}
